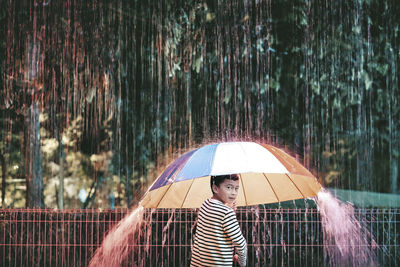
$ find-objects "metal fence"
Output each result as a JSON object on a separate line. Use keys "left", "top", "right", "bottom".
{"left": 0, "top": 208, "right": 399, "bottom": 266}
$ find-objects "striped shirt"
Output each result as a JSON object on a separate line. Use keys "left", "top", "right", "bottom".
{"left": 190, "top": 198, "right": 247, "bottom": 267}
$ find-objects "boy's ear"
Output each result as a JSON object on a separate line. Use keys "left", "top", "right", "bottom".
{"left": 212, "top": 183, "right": 218, "bottom": 193}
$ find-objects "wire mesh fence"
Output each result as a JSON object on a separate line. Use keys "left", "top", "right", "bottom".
{"left": 0, "top": 208, "right": 399, "bottom": 266}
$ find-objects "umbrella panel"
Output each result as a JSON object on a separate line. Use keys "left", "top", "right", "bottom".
{"left": 261, "top": 144, "right": 314, "bottom": 177}
{"left": 288, "top": 174, "right": 321, "bottom": 197}
{"left": 239, "top": 173, "right": 279, "bottom": 205}
{"left": 181, "top": 177, "right": 214, "bottom": 209}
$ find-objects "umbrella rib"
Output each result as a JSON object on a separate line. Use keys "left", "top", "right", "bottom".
{"left": 285, "top": 174, "right": 306, "bottom": 199}
{"left": 180, "top": 178, "right": 195, "bottom": 208}
{"left": 238, "top": 173, "right": 248, "bottom": 205}
{"left": 262, "top": 173, "right": 280, "bottom": 202}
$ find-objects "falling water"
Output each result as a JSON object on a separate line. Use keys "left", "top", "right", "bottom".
{"left": 88, "top": 206, "right": 145, "bottom": 267}
{"left": 316, "top": 189, "right": 378, "bottom": 266}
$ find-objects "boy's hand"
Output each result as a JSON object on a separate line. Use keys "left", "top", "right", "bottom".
{"left": 233, "top": 254, "right": 239, "bottom": 266}
{"left": 227, "top": 200, "right": 237, "bottom": 211}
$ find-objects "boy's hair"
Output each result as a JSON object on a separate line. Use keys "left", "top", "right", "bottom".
{"left": 210, "top": 174, "right": 239, "bottom": 194}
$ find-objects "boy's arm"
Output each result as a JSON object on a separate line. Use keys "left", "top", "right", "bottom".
{"left": 223, "top": 210, "right": 247, "bottom": 266}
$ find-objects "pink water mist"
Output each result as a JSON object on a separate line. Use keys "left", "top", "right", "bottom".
{"left": 316, "top": 189, "right": 378, "bottom": 266}
{"left": 89, "top": 206, "right": 145, "bottom": 267}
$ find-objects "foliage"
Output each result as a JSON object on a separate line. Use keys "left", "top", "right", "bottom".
{"left": 1, "top": 0, "right": 399, "bottom": 208}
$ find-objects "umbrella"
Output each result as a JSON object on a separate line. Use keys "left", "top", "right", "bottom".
{"left": 140, "top": 142, "right": 322, "bottom": 208}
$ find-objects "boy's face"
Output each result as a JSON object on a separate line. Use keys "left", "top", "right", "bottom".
{"left": 212, "top": 178, "right": 240, "bottom": 204}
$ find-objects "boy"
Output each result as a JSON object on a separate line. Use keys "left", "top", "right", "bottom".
{"left": 190, "top": 174, "right": 247, "bottom": 267}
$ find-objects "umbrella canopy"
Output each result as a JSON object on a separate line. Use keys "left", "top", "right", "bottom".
{"left": 140, "top": 142, "right": 322, "bottom": 208}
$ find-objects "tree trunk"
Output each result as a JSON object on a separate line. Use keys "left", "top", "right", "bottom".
{"left": 390, "top": 155, "right": 398, "bottom": 194}
{"left": 1, "top": 153, "right": 7, "bottom": 208}
{"left": 58, "top": 144, "right": 65, "bottom": 209}
{"left": 25, "top": 102, "right": 44, "bottom": 208}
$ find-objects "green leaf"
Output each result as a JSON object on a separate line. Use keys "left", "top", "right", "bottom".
{"left": 270, "top": 79, "right": 280, "bottom": 92}
{"left": 377, "top": 64, "right": 388, "bottom": 76}
{"left": 364, "top": 72, "right": 373, "bottom": 90}
{"left": 223, "top": 85, "right": 232, "bottom": 104}
{"left": 312, "top": 81, "right": 320, "bottom": 95}
{"left": 193, "top": 56, "right": 202, "bottom": 73}
{"left": 352, "top": 25, "right": 361, "bottom": 34}
{"left": 206, "top": 12, "right": 215, "bottom": 22}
